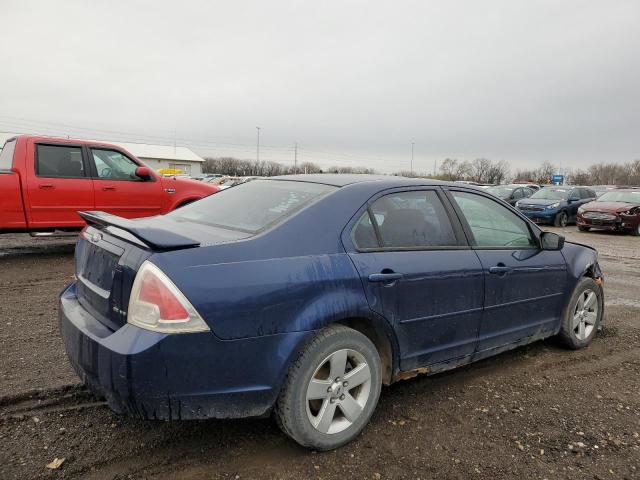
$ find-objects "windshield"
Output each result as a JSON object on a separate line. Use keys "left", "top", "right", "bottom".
{"left": 597, "top": 191, "right": 640, "bottom": 204}
{"left": 0, "top": 139, "right": 16, "bottom": 170}
{"left": 530, "top": 188, "right": 569, "bottom": 200}
{"left": 486, "top": 186, "right": 514, "bottom": 197}
{"left": 167, "top": 179, "right": 337, "bottom": 233}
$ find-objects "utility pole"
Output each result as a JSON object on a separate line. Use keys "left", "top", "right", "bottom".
{"left": 294, "top": 142, "right": 298, "bottom": 173}
{"left": 434, "top": 159, "right": 438, "bottom": 177}
{"left": 256, "top": 126, "right": 260, "bottom": 162}
{"left": 411, "top": 142, "right": 414, "bottom": 175}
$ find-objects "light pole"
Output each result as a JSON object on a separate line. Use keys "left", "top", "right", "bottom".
{"left": 256, "top": 127, "right": 260, "bottom": 162}
{"left": 411, "top": 142, "right": 414, "bottom": 175}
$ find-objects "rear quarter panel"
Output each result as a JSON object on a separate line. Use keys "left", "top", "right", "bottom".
{"left": 0, "top": 172, "right": 27, "bottom": 229}
{"left": 154, "top": 252, "right": 372, "bottom": 339}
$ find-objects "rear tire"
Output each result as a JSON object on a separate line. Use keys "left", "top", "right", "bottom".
{"left": 578, "top": 225, "right": 591, "bottom": 232}
{"left": 554, "top": 211, "right": 568, "bottom": 227}
{"left": 275, "top": 325, "right": 382, "bottom": 450}
{"left": 558, "top": 277, "right": 603, "bottom": 349}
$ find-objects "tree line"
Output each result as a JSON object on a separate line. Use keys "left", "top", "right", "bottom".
{"left": 202, "top": 157, "right": 376, "bottom": 177}
{"left": 203, "top": 155, "right": 640, "bottom": 186}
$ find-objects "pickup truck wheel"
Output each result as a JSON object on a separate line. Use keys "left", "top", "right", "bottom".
{"left": 554, "top": 211, "right": 568, "bottom": 227}
{"left": 557, "top": 277, "right": 603, "bottom": 349}
{"left": 275, "top": 325, "right": 382, "bottom": 450}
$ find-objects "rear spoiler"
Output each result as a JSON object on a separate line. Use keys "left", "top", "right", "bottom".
{"left": 79, "top": 211, "right": 200, "bottom": 250}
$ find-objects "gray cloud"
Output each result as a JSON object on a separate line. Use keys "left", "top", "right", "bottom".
{"left": 1, "top": 0, "right": 638, "bottom": 173}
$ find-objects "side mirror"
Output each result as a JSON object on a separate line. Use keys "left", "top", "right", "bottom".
{"left": 568, "top": 197, "right": 579, "bottom": 203}
{"left": 135, "top": 166, "right": 153, "bottom": 179}
{"left": 540, "top": 231, "right": 565, "bottom": 251}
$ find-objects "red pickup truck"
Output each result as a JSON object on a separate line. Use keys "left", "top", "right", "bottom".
{"left": 0, "top": 135, "right": 219, "bottom": 234}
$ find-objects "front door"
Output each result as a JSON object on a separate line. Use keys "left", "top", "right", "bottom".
{"left": 346, "top": 188, "right": 484, "bottom": 370}
{"left": 89, "top": 147, "right": 163, "bottom": 218}
{"left": 26, "top": 142, "right": 94, "bottom": 228}
{"left": 448, "top": 189, "right": 567, "bottom": 352}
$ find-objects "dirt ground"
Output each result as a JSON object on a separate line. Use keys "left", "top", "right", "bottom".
{"left": 0, "top": 227, "right": 639, "bottom": 480}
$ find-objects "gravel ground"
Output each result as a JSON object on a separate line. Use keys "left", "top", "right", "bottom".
{"left": 0, "top": 228, "right": 639, "bottom": 480}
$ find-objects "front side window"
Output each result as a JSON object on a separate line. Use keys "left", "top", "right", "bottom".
{"left": 450, "top": 191, "right": 537, "bottom": 248}
{"left": 352, "top": 190, "right": 457, "bottom": 249}
{"left": 168, "top": 179, "right": 336, "bottom": 233}
{"left": 36, "top": 144, "right": 86, "bottom": 178}
{"left": 0, "top": 139, "right": 16, "bottom": 170}
{"left": 91, "top": 149, "right": 139, "bottom": 180}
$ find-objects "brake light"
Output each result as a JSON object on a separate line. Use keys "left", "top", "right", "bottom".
{"left": 128, "top": 261, "right": 210, "bottom": 333}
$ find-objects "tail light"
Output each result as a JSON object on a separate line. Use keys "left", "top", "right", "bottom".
{"left": 128, "top": 261, "right": 210, "bottom": 333}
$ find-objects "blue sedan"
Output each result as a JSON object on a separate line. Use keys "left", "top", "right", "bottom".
{"left": 516, "top": 186, "right": 597, "bottom": 226}
{"left": 59, "top": 175, "right": 605, "bottom": 450}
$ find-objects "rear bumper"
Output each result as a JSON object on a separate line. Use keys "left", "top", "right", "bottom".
{"left": 59, "top": 282, "right": 312, "bottom": 420}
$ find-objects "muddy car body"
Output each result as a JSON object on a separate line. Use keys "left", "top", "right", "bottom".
{"left": 59, "top": 174, "right": 605, "bottom": 450}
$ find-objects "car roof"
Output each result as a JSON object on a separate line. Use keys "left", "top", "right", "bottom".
{"left": 267, "top": 173, "right": 451, "bottom": 188}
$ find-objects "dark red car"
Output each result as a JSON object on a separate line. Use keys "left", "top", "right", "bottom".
{"left": 577, "top": 189, "right": 640, "bottom": 236}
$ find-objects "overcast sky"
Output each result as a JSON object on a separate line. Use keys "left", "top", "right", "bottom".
{"left": 1, "top": 0, "right": 639, "bottom": 173}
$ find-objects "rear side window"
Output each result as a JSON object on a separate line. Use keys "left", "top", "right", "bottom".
{"left": 168, "top": 180, "right": 336, "bottom": 233}
{"left": 451, "top": 191, "right": 536, "bottom": 248}
{"left": 36, "top": 144, "right": 86, "bottom": 178}
{"left": 0, "top": 139, "right": 16, "bottom": 170}
{"left": 353, "top": 190, "right": 458, "bottom": 249}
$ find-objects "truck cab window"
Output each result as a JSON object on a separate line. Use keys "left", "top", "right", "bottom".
{"left": 36, "top": 144, "right": 86, "bottom": 178}
{"left": 91, "top": 149, "right": 139, "bottom": 180}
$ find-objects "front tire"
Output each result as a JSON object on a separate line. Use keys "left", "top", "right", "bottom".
{"left": 275, "top": 325, "right": 382, "bottom": 450}
{"left": 578, "top": 225, "right": 590, "bottom": 232}
{"left": 632, "top": 223, "right": 640, "bottom": 237}
{"left": 554, "top": 211, "right": 568, "bottom": 227}
{"left": 558, "top": 277, "right": 604, "bottom": 349}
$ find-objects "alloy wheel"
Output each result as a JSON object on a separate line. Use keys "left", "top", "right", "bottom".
{"left": 573, "top": 289, "right": 598, "bottom": 341}
{"left": 305, "top": 349, "right": 372, "bottom": 434}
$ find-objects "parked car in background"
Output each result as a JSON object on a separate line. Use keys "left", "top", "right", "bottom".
{"left": 485, "top": 184, "right": 535, "bottom": 205}
{"left": 512, "top": 181, "right": 541, "bottom": 191}
{"left": 60, "top": 175, "right": 604, "bottom": 451}
{"left": 577, "top": 189, "right": 640, "bottom": 236}
{"left": 0, "top": 135, "right": 219, "bottom": 235}
{"left": 516, "top": 186, "right": 597, "bottom": 226}
{"left": 194, "top": 174, "right": 223, "bottom": 182}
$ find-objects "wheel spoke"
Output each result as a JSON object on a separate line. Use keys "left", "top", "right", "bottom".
{"left": 572, "top": 313, "right": 582, "bottom": 330}
{"left": 339, "top": 393, "right": 363, "bottom": 423}
{"left": 576, "top": 294, "right": 585, "bottom": 311}
{"left": 314, "top": 399, "right": 337, "bottom": 433}
{"left": 584, "top": 291, "right": 597, "bottom": 309}
{"left": 578, "top": 320, "right": 586, "bottom": 339}
{"left": 584, "top": 311, "right": 598, "bottom": 325}
{"left": 343, "top": 363, "right": 371, "bottom": 388}
{"left": 307, "top": 379, "right": 331, "bottom": 400}
{"left": 329, "top": 350, "right": 348, "bottom": 379}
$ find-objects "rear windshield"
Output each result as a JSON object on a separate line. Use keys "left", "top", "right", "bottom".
{"left": 168, "top": 179, "right": 337, "bottom": 233}
{"left": 0, "top": 139, "right": 16, "bottom": 170}
{"left": 530, "top": 188, "right": 569, "bottom": 200}
{"left": 598, "top": 191, "right": 640, "bottom": 204}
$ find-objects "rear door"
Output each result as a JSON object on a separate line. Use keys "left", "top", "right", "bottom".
{"left": 89, "top": 147, "right": 163, "bottom": 218}
{"left": 26, "top": 142, "right": 94, "bottom": 228}
{"left": 447, "top": 189, "right": 567, "bottom": 352}
{"left": 344, "top": 188, "right": 484, "bottom": 370}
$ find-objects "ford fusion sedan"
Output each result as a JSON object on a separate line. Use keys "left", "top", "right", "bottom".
{"left": 516, "top": 186, "right": 597, "bottom": 227}
{"left": 485, "top": 184, "right": 535, "bottom": 206}
{"left": 59, "top": 175, "right": 605, "bottom": 450}
{"left": 577, "top": 189, "right": 640, "bottom": 236}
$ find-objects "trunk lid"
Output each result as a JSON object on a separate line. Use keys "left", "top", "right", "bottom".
{"left": 75, "top": 211, "right": 251, "bottom": 331}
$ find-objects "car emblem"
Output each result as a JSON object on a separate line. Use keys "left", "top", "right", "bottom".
{"left": 91, "top": 233, "right": 102, "bottom": 243}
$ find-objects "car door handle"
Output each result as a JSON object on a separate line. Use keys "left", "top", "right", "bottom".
{"left": 102, "top": 185, "right": 116, "bottom": 191}
{"left": 489, "top": 265, "right": 513, "bottom": 275}
{"left": 38, "top": 183, "right": 54, "bottom": 189}
{"left": 368, "top": 272, "right": 404, "bottom": 283}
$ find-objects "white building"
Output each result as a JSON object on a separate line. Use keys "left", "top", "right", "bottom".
{"left": 0, "top": 132, "right": 205, "bottom": 176}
